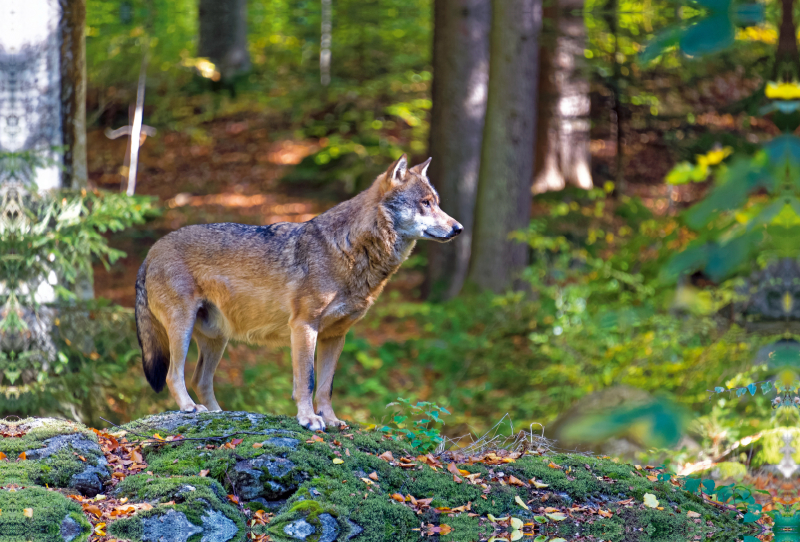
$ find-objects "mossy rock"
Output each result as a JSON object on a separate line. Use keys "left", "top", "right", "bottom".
{"left": 0, "top": 486, "right": 91, "bottom": 542}
{"left": 0, "top": 418, "right": 109, "bottom": 495}
{"left": 109, "top": 411, "right": 749, "bottom": 542}
{"left": 0, "top": 412, "right": 753, "bottom": 541}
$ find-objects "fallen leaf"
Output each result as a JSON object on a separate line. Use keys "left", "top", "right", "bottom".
{"left": 514, "top": 496, "right": 529, "bottom": 510}
{"left": 508, "top": 475, "right": 526, "bottom": 487}
{"left": 368, "top": 472, "right": 379, "bottom": 481}
{"left": 643, "top": 493, "right": 659, "bottom": 508}
{"left": 391, "top": 493, "right": 405, "bottom": 502}
{"left": 546, "top": 512, "right": 567, "bottom": 521}
{"left": 378, "top": 451, "right": 394, "bottom": 462}
{"left": 453, "top": 474, "right": 463, "bottom": 484}
{"left": 82, "top": 504, "right": 102, "bottom": 517}
{"left": 199, "top": 469, "right": 209, "bottom": 477}
{"left": 687, "top": 511, "right": 701, "bottom": 518}
{"left": 598, "top": 509, "right": 613, "bottom": 518}
{"left": 0, "top": 452, "right": 6, "bottom": 461}
{"left": 18, "top": 452, "right": 26, "bottom": 461}
{"left": 531, "top": 479, "right": 549, "bottom": 489}
{"left": 332, "top": 458, "right": 344, "bottom": 464}
{"left": 23, "top": 508, "right": 32, "bottom": 518}
{"left": 510, "top": 517, "right": 523, "bottom": 529}
{"left": 547, "top": 462, "right": 560, "bottom": 469}
{"left": 252, "top": 443, "right": 263, "bottom": 449}
{"left": 228, "top": 494, "right": 240, "bottom": 505}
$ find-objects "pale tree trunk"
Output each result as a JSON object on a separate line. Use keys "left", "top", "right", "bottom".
{"left": 0, "top": 0, "right": 86, "bottom": 190}
{"left": 198, "top": 0, "right": 251, "bottom": 81}
{"left": 426, "top": 0, "right": 490, "bottom": 301}
{"left": 467, "top": 0, "right": 542, "bottom": 293}
{"left": 532, "top": 0, "right": 592, "bottom": 194}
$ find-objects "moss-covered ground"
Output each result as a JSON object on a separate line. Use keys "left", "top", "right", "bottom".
{"left": 0, "top": 412, "right": 754, "bottom": 542}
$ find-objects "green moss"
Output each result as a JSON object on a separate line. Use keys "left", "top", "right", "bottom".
{"left": 0, "top": 486, "right": 91, "bottom": 542}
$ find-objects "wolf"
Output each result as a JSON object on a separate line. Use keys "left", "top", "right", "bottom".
{"left": 135, "top": 155, "right": 462, "bottom": 430}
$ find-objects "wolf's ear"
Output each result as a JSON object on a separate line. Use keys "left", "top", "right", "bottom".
{"left": 379, "top": 154, "right": 408, "bottom": 193}
{"left": 410, "top": 157, "right": 432, "bottom": 178}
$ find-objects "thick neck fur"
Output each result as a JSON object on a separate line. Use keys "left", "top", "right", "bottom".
{"left": 314, "top": 182, "right": 415, "bottom": 297}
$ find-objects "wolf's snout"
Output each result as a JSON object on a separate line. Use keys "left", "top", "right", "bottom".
{"left": 448, "top": 222, "right": 463, "bottom": 239}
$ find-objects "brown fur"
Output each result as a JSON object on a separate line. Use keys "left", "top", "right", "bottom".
{"left": 135, "top": 155, "right": 461, "bottom": 430}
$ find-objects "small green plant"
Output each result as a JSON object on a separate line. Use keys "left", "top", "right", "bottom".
{"left": 379, "top": 397, "right": 450, "bottom": 454}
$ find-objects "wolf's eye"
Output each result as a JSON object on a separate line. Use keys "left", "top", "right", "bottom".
{"left": 422, "top": 200, "right": 431, "bottom": 208}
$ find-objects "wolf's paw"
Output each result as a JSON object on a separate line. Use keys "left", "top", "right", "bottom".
{"left": 297, "top": 413, "right": 326, "bottom": 432}
{"left": 182, "top": 404, "right": 209, "bottom": 413}
{"left": 319, "top": 411, "right": 347, "bottom": 429}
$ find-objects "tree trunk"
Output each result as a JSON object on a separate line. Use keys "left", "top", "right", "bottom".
{"left": 532, "top": 0, "right": 591, "bottom": 194}
{"left": 0, "top": 0, "right": 86, "bottom": 190}
{"left": 59, "top": 0, "right": 88, "bottom": 189}
{"left": 467, "top": 0, "right": 542, "bottom": 293}
{"left": 425, "top": 0, "right": 491, "bottom": 301}
{"left": 774, "top": 0, "right": 800, "bottom": 81}
{"left": 198, "top": 0, "right": 251, "bottom": 81}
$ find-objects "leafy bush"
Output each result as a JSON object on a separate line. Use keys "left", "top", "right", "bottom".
{"left": 377, "top": 397, "right": 449, "bottom": 454}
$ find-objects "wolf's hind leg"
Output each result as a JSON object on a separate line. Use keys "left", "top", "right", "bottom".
{"left": 191, "top": 335, "right": 227, "bottom": 411}
{"left": 166, "top": 319, "right": 208, "bottom": 413}
{"left": 315, "top": 335, "right": 346, "bottom": 428}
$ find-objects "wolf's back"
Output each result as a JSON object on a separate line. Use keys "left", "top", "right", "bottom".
{"left": 135, "top": 262, "right": 169, "bottom": 392}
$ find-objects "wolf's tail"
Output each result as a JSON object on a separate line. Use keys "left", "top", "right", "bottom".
{"left": 135, "top": 262, "right": 169, "bottom": 393}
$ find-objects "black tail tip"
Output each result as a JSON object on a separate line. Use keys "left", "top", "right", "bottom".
{"left": 143, "top": 353, "right": 169, "bottom": 393}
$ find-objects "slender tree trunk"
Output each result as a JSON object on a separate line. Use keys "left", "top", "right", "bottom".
{"left": 59, "top": 0, "right": 88, "bottom": 189}
{"left": 532, "top": 0, "right": 592, "bottom": 193}
{"left": 426, "top": 0, "right": 490, "bottom": 301}
{"left": 774, "top": 0, "right": 799, "bottom": 81}
{"left": 467, "top": 0, "right": 542, "bottom": 293}
{"left": 198, "top": 0, "right": 251, "bottom": 80}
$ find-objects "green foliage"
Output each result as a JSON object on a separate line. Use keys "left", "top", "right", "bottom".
{"left": 0, "top": 151, "right": 158, "bottom": 420}
{"left": 378, "top": 397, "right": 449, "bottom": 454}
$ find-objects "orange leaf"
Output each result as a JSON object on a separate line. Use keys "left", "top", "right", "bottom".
{"left": 228, "top": 494, "right": 240, "bottom": 505}
{"left": 18, "top": 452, "right": 26, "bottom": 461}
{"left": 453, "top": 474, "right": 463, "bottom": 484}
{"left": 599, "top": 509, "right": 613, "bottom": 518}
{"left": 391, "top": 493, "right": 405, "bottom": 502}
{"left": 548, "top": 462, "right": 561, "bottom": 469}
{"left": 368, "top": 472, "right": 379, "bottom": 481}
{"left": 82, "top": 504, "right": 102, "bottom": 518}
{"left": 199, "top": 469, "right": 209, "bottom": 477}
{"left": 447, "top": 463, "right": 460, "bottom": 476}
{"left": 378, "top": 451, "right": 394, "bottom": 462}
{"left": 252, "top": 443, "right": 264, "bottom": 449}
{"left": 508, "top": 475, "right": 526, "bottom": 487}
{"left": 231, "top": 438, "right": 243, "bottom": 447}
{"left": 0, "top": 452, "right": 6, "bottom": 461}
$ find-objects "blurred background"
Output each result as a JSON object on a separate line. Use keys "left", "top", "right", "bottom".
{"left": 4, "top": 0, "right": 800, "bottom": 509}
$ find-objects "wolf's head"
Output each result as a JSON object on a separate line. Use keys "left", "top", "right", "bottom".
{"left": 376, "top": 154, "right": 463, "bottom": 242}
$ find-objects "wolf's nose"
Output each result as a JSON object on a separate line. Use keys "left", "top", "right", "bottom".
{"left": 450, "top": 223, "right": 463, "bottom": 237}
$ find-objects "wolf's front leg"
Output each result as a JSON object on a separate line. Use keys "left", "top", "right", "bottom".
{"left": 315, "top": 335, "right": 347, "bottom": 428}
{"left": 290, "top": 322, "right": 326, "bottom": 431}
